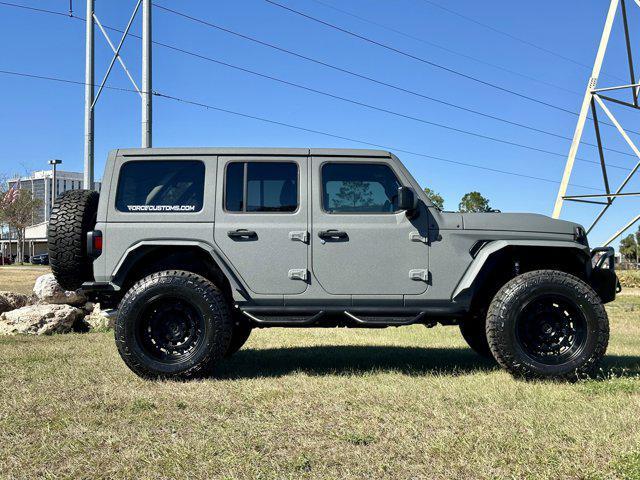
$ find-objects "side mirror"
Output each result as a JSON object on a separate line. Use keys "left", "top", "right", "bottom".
{"left": 397, "top": 186, "right": 418, "bottom": 213}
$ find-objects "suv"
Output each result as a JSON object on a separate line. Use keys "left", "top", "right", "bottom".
{"left": 48, "top": 148, "right": 619, "bottom": 380}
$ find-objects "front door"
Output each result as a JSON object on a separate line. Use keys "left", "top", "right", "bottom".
{"left": 214, "top": 157, "right": 308, "bottom": 295}
{"left": 311, "top": 158, "right": 429, "bottom": 295}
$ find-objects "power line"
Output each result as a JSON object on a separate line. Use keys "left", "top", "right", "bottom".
{"left": 0, "top": 68, "right": 601, "bottom": 191}
{"left": 153, "top": 92, "right": 603, "bottom": 192}
{"left": 0, "top": 69, "right": 140, "bottom": 94}
{"left": 154, "top": 3, "right": 638, "bottom": 164}
{"left": 419, "top": 0, "right": 626, "bottom": 83}
{"left": 263, "top": 0, "right": 583, "bottom": 117}
{"left": 306, "top": 0, "right": 582, "bottom": 97}
{"left": 262, "top": 0, "right": 640, "bottom": 139}
{"left": 146, "top": 38, "right": 633, "bottom": 171}
{"left": 0, "top": 1, "right": 69, "bottom": 16}
{"left": 0, "top": 0, "right": 634, "bottom": 171}
{"left": 0, "top": 0, "right": 635, "bottom": 147}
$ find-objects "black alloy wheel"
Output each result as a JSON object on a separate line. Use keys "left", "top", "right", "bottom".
{"left": 515, "top": 294, "right": 588, "bottom": 366}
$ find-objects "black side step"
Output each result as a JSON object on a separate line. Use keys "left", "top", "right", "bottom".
{"left": 240, "top": 309, "right": 443, "bottom": 328}
{"left": 343, "top": 311, "right": 427, "bottom": 326}
{"left": 242, "top": 310, "right": 325, "bottom": 327}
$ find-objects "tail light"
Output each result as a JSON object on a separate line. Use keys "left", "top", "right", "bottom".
{"left": 87, "top": 230, "right": 103, "bottom": 259}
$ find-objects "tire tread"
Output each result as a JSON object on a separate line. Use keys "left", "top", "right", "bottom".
{"left": 486, "top": 269, "right": 609, "bottom": 380}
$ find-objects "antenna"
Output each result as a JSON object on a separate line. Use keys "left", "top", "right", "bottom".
{"left": 552, "top": 0, "right": 640, "bottom": 246}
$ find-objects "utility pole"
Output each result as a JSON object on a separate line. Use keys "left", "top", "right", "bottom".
{"left": 84, "top": 0, "right": 94, "bottom": 191}
{"left": 83, "top": 0, "right": 152, "bottom": 189}
{"left": 142, "top": 0, "right": 152, "bottom": 148}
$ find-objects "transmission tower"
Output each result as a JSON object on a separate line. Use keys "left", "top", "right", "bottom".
{"left": 553, "top": 0, "right": 640, "bottom": 246}
{"left": 84, "top": 0, "right": 152, "bottom": 190}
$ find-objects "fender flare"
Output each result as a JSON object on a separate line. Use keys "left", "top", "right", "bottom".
{"left": 451, "top": 239, "right": 591, "bottom": 303}
{"left": 111, "top": 240, "right": 250, "bottom": 300}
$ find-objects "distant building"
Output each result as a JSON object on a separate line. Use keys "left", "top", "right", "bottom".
{"left": 7, "top": 170, "right": 101, "bottom": 225}
{"left": 1, "top": 169, "right": 100, "bottom": 259}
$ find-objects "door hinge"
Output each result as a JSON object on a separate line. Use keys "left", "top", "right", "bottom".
{"left": 288, "top": 269, "right": 308, "bottom": 281}
{"left": 289, "top": 231, "right": 309, "bottom": 243}
{"left": 409, "top": 269, "right": 429, "bottom": 282}
{"left": 409, "top": 231, "right": 428, "bottom": 244}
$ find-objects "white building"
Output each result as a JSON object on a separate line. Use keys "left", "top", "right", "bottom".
{"left": 0, "top": 169, "right": 100, "bottom": 259}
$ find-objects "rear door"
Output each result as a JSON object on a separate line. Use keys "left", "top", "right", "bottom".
{"left": 213, "top": 156, "right": 308, "bottom": 295}
{"left": 311, "top": 158, "right": 429, "bottom": 295}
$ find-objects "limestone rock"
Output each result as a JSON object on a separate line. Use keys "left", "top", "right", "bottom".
{"left": 0, "top": 304, "right": 84, "bottom": 335}
{"left": 33, "top": 274, "right": 86, "bottom": 306}
{"left": 0, "top": 291, "right": 31, "bottom": 314}
{"left": 84, "top": 303, "right": 115, "bottom": 331}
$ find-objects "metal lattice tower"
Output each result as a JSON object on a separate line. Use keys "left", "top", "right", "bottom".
{"left": 553, "top": 0, "right": 640, "bottom": 246}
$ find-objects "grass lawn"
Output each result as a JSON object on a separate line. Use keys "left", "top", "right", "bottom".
{"left": 0, "top": 265, "right": 50, "bottom": 294}
{"left": 0, "top": 291, "right": 639, "bottom": 479}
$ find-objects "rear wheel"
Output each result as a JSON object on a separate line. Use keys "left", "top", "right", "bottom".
{"left": 486, "top": 270, "right": 609, "bottom": 380}
{"left": 225, "top": 314, "right": 252, "bottom": 357}
{"left": 459, "top": 315, "right": 492, "bottom": 358}
{"left": 115, "top": 270, "right": 233, "bottom": 379}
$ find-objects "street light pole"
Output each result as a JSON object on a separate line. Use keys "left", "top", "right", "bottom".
{"left": 48, "top": 159, "right": 62, "bottom": 202}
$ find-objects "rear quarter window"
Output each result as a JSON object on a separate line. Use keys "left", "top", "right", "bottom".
{"left": 115, "top": 160, "right": 205, "bottom": 213}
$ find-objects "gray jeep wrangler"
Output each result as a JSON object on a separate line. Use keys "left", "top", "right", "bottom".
{"left": 47, "top": 148, "right": 619, "bottom": 380}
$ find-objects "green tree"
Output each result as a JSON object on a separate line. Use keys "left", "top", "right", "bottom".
{"left": 423, "top": 187, "right": 444, "bottom": 210}
{"left": 619, "top": 232, "right": 639, "bottom": 263}
{"left": 459, "top": 191, "right": 492, "bottom": 213}
{"left": 0, "top": 187, "right": 42, "bottom": 264}
{"left": 332, "top": 181, "right": 373, "bottom": 210}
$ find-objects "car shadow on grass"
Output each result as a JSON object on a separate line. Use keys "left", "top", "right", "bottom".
{"left": 213, "top": 346, "right": 498, "bottom": 379}
{"left": 599, "top": 355, "right": 640, "bottom": 377}
{"left": 212, "top": 347, "right": 640, "bottom": 380}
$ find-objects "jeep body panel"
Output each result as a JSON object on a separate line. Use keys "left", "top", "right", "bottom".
{"left": 451, "top": 239, "right": 590, "bottom": 301}
{"left": 90, "top": 147, "right": 615, "bottom": 316}
{"left": 213, "top": 155, "right": 309, "bottom": 296}
{"left": 310, "top": 155, "right": 429, "bottom": 296}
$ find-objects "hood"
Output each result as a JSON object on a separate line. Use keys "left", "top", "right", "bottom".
{"left": 461, "top": 212, "right": 580, "bottom": 235}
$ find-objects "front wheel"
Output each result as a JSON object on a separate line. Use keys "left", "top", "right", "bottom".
{"left": 486, "top": 270, "right": 609, "bottom": 380}
{"left": 115, "top": 270, "right": 233, "bottom": 379}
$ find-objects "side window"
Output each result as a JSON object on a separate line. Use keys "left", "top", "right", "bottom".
{"left": 322, "top": 163, "right": 401, "bottom": 213}
{"left": 225, "top": 162, "right": 298, "bottom": 213}
{"left": 115, "top": 160, "right": 205, "bottom": 212}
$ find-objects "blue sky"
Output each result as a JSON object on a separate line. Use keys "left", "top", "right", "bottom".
{"left": 1, "top": 0, "right": 639, "bottom": 247}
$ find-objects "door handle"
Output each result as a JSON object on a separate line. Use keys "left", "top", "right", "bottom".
{"left": 227, "top": 229, "right": 257, "bottom": 239}
{"left": 318, "top": 229, "right": 348, "bottom": 240}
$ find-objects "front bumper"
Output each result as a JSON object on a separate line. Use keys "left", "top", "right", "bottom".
{"left": 590, "top": 247, "right": 621, "bottom": 304}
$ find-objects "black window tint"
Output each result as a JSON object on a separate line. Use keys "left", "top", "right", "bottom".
{"left": 225, "top": 162, "right": 298, "bottom": 212}
{"left": 322, "top": 163, "right": 401, "bottom": 213}
{"left": 225, "top": 162, "right": 244, "bottom": 212}
{"left": 116, "top": 160, "right": 205, "bottom": 213}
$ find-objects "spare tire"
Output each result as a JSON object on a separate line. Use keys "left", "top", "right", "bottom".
{"left": 48, "top": 189, "right": 100, "bottom": 290}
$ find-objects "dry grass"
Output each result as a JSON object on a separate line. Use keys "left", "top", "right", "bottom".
{"left": 619, "top": 270, "right": 640, "bottom": 289}
{"left": 1, "top": 293, "right": 639, "bottom": 479}
{"left": 0, "top": 265, "right": 50, "bottom": 294}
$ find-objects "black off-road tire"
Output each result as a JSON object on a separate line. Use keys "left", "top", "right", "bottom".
{"left": 48, "top": 189, "right": 100, "bottom": 290}
{"left": 225, "top": 313, "right": 252, "bottom": 357}
{"left": 459, "top": 316, "right": 493, "bottom": 359}
{"left": 486, "top": 270, "right": 609, "bottom": 380}
{"left": 115, "top": 270, "right": 233, "bottom": 379}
